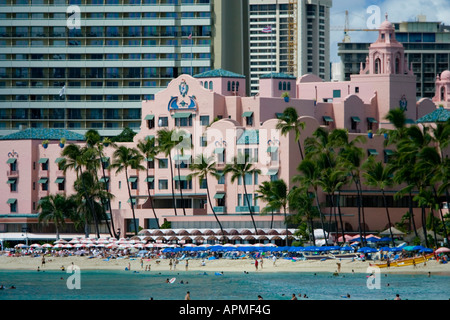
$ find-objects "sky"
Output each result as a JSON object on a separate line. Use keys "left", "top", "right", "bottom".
{"left": 329, "top": 0, "right": 450, "bottom": 63}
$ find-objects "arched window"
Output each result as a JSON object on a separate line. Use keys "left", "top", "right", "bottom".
{"left": 395, "top": 57, "right": 400, "bottom": 74}
{"left": 209, "top": 81, "right": 213, "bottom": 90}
{"left": 374, "top": 58, "right": 381, "bottom": 74}
{"left": 278, "top": 81, "right": 282, "bottom": 90}
{"left": 236, "top": 81, "right": 239, "bottom": 92}
{"left": 441, "top": 86, "right": 446, "bottom": 101}
{"left": 287, "top": 82, "right": 291, "bottom": 91}
{"left": 227, "top": 81, "right": 231, "bottom": 91}
{"left": 232, "top": 81, "right": 235, "bottom": 91}
{"left": 282, "top": 82, "right": 286, "bottom": 90}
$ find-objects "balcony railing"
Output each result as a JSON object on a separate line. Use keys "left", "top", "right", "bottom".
{"left": 235, "top": 206, "right": 260, "bottom": 213}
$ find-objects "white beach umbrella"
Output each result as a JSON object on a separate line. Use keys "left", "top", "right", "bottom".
{"left": 42, "top": 243, "right": 53, "bottom": 248}
{"left": 106, "top": 243, "right": 118, "bottom": 249}
{"left": 53, "top": 244, "right": 64, "bottom": 249}
{"left": 30, "top": 243, "right": 42, "bottom": 248}
{"left": 54, "top": 239, "right": 67, "bottom": 244}
{"left": 62, "top": 244, "right": 73, "bottom": 249}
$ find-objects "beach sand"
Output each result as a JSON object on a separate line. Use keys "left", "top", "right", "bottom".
{"left": 1, "top": 255, "right": 449, "bottom": 275}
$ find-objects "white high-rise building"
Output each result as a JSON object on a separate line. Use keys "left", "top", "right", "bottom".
{"left": 248, "top": 0, "right": 332, "bottom": 95}
{"left": 0, "top": 0, "right": 249, "bottom": 136}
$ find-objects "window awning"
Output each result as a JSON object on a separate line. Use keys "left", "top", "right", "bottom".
{"left": 101, "top": 157, "right": 110, "bottom": 162}
{"left": 267, "top": 168, "right": 279, "bottom": 176}
{"left": 7, "top": 178, "right": 16, "bottom": 184}
{"left": 7, "top": 198, "right": 17, "bottom": 204}
{"left": 99, "top": 177, "right": 110, "bottom": 183}
{"left": 128, "top": 177, "right": 138, "bottom": 183}
{"left": 145, "top": 177, "right": 155, "bottom": 183}
{"left": 55, "top": 157, "right": 64, "bottom": 163}
{"left": 367, "top": 117, "right": 378, "bottom": 123}
{"left": 173, "top": 155, "right": 191, "bottom": 161}
{"left": 351, "top": 116, "right": 361, "bottom": 123}
{"left": 6, "top": 158, "right": 17, "bottom": 164}
{"left": 144, "top": 114, "right": 155, "bottom": 120}
{"left": 214, "top": 148, "right": 225, "bottom": 154}
{"left": 127, "top": 198, "right": 136, "bottom": 204}
{"left": 55, "top": 178, "right": 65, "bottom": 184}
{"left": 384, "top": 149, "right": 395, "bottom": 156}
{"left": 323, "top": 116, "right": 334, "bottom": 122}
{"left": 38, "top": 158, "right": 49, "bottom": 164}
{"left": 276, "top": 113, "right": 284, "bottom": 119}
{"left": 214, "top": 193, "right": 226, "bottom": 199}
{"left": 267, "top": 146, "right": 278, "bottom": 153}
{"left": 38, "top": 178, "right": 48, "bottom": 184}
{"left": 368, "top": 149, "right": 379, "bottom": 156}
{"left": 242, "top": 111, "right": 254, "bottom": 117}
{"left": 174, "top": 176, "right": 188, "bottom": 181}
{"left": 145, "top": 135, "right": 155, "bottom": 141}
{"left": 172, "top": 112, "right": 193, "bottom": 119}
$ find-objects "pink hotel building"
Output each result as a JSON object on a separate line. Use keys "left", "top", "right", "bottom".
{"left": 1, "top": 18, "right": 449, "bottom": 238}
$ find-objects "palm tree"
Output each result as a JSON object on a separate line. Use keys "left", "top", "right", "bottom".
{"left": 84, "top": 129, "right": 118, "bottom": 238}
{"left": 110, "top": 146, "right": 145, "bottom": 235}
{"left": 157, "top": 129, "right": 180, "bottom": 216}
{"left": 276, "top": 107, "right": 305, "bottom": 160}
{"left": 188, "top": 154, "right": 225, "bottom": 241}
{"left": 414, "top": 189, "right": 439, "bottom": 248}
{"left": 37, "top": 194, "right": 77, "bottom": 240}
{"left": 288, "top": 186, "right": 320, "bottom": 245}
{"left": 224, "top": 154, "right": 261, "bottom": 235}
{"left": 331, "top": 129, "right": 368, "bottom": 246}
{"left": 256, "top": 181, "right": 276, "bottom": 229}
{"left": 262, "top": 179, "right": 290, "bottom": 246}
{"left": 61, "top": 144, "right": 100, "bottom": 237}
{"left": 137, "top": 137, "right": 160, "bottom": 229}
{"left": 362, "top": 157, "right": 396, "bottom": 247}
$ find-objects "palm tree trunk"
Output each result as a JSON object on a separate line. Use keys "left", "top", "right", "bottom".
{"left": 309, "top": 216, "right": 316, "bottom": 245}
{"left": 381, "top": 189, "right": 395, "bottom": 247}
{"left": 80, "top": 167, "right": 100, "bottom": 238}
{"left": 101, "top": 160, "right": 117, "bottom": 238}
{"left": 433, "top": 187, "right": 449, "bottom": 242}
{"left": 243, "top": 181, "right": 258, "bottom": 236}
{"left": 430, "top": 209, "right": 439, "bottom": 249}
{"left": 314, "top": 188, "right": 328, "bottom": 245}
{"left": 125, "top": 168, "right": 138, "bottom": 235}
{"left": 409, "top": 191, "right": 419, "bottom": 238}
{"left": 297, "top": 140, "right": 304, "bottom": 161}
{"left": 168, "top": 156, "right": 178, "bottom": 216}
{"left": 337, "top": 190, "right": 346, "bottom": 244}
{"left": 176, "top": 153, "right": 187, "bottom": 216}
{"left": 422, "top": 206, "right": 429, "bottom": 247}
{"left": 353, "top": 176, "right": 364, "bottom": 247}
{"left": 146, "top": 162, "right": 160, "bottom": 229}
{"left": 206, "top": 181, "right": 225, "bottom": 242}
{"left": 283, "top": 206, "right": 288, "bottom": 247}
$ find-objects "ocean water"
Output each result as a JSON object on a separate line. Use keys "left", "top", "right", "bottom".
{"left": 0, "top": 269, "right": 449, "bottom": 300}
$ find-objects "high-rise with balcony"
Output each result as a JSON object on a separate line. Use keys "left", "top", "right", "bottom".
{"left": 0, "top": 0, "right": 249, "bottom": 137}
{"left": 248, "top": 0, "right": 332, "bottom": 95}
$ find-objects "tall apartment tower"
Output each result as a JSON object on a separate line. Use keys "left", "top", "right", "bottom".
{"left": 248, "top": 0, "right": 332, "bottom": 95}
{"left": 338, "top": 16, "right": 450, "bottom": 99}
{"left": 0, "top": 0, "right": 249, "bottom": 137}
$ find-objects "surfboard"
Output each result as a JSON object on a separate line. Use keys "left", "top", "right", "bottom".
{"left": 169, "top": 277, "right": 176, "bottom": 284}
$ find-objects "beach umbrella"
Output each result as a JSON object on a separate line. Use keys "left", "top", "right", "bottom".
{"left": 53, "top": 244, "right": 64, "bottom": 249}
{"left": 62, "top": 244, "right": 73, "bottom": 249}
{"left": 435, "top": 247, "right": 450, "bottom": 253}
{"left": 357, "top": 247, "right": 377, "bottom": 253}
{"left": 54, "top": 239, "right": 67, "bottom": 244}
{"left": 42, "top": 243, "right": 53, "bottom": 248}
{"left": 340, "top": 246, "right": 354, "bottom": 251}
{"left": 30, "top": 243, "right": 42, "bottom": 248}
{"left": 419, "top": 248, "right": 433, "bottom": 253}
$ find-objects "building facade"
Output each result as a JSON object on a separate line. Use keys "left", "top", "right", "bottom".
{"left": 248, "top": 0, "right": 332, "bottom": 95}
{"left": 0, "top": 0, "right": 249, "bottom": 137}
{"left": 0, "top": 18, "right": 446, "bottom": 239}
{"left": 338, "top": 17, "right": 450, "bottom": 99}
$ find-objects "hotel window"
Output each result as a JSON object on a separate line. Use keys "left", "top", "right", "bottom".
{"left": 174, "top": 113, "right": 192, "bottom": 127}
{"left": 8, "top": 199, "right": 17, "bottom": 213}
{"left": 39, "top": 178, "right": 49, "bottom": 191}
{"left": 55, "top": 177, "right": 65, "bottom": 191}
{"left": 159, "top": 179, "right": 168, "bottom": 190}
{"left": 39, "top": 158, "right": 49, "bottom": 171}
{"left": 7, "top": 158, "right": 17, "bottom": 172}
{"left": 217, "top": 171, "right": 225, "bottom": 185}
{"left": 145, "top": 115, "right": 155, "bottom": 129}
{"left": 8, "top": 178, "right": 17, "bottom": 192}
{"left": 200, "top": 115, "right": 210, "bottom": 126}
{"left": 333, "top": 90, "right": 341, "bottom": 98}
{"left": 158, "top": 117, "right": 168, "bottom": 127}
{"left": 243, "top": 111, "right": 254, "bottom": 126}
{"left": 128, "top": 177, "right": 138, "bottom": 190}
{"left": 146, "top": 177, "right": 155, "bottom": 190}
{"left": 159, "top": 159, "right": 168, "bottom": 169}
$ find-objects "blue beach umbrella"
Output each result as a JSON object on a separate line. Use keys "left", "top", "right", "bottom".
{"left": 357, "top": 247, "right": 377, "bottom": 253}
{"left": 340, "top": 246, "right": 354, "bottom": 251}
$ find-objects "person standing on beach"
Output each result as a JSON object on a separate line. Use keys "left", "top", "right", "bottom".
{"left": 260, "top": 258, "right": 263, "bottom": 269}
{"left": 185, "top": 259, "right": 189, "bottom": 271}
{"left": 169, "top": 259, "right": 173, "bottom": 271}
{"left": 255, "top": 259, "right": 259, "bottom": 271}
{"left": 272, "top": 255, "right": 277, "bottom": 266}
{"left": 41, "top": 256, "right": 45, "bottom": 268}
